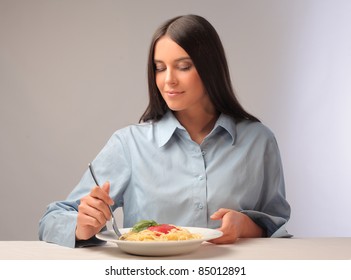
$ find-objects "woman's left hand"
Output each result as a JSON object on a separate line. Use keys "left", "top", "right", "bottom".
{"left": 209, "top": 208, "right": 264, "bottom": 244}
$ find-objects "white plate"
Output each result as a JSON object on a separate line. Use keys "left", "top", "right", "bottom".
{"left": 96, "top": 227, "right": 223, "bottom": 256}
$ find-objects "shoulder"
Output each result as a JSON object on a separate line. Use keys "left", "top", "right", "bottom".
{"left": 236, "top": 120, "right": 275, "bottom": 139}
{"left": 116, "top": 121, "right": 154, "bottom": 134}
{"left": 108, "top": 121, "right": 156, "bottom": 145}
{"left": 234, "top": 119, "right": 278, "bottom": 149}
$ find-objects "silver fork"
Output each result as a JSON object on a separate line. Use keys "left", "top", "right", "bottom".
{"left": 88, "top": 163, "right": 122, "bottom": 238}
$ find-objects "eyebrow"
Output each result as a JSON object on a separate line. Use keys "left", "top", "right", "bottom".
{"left": 154, "top": 57, "right": 192, "bottom": 63}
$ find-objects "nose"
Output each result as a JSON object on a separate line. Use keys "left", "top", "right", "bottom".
{"left": 165, "top": 69, "right": 177, "bottom": 85}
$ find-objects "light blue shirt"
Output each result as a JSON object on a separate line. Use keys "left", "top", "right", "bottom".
{"left": 39, "top": 111, "right": 291, "bottom": 248}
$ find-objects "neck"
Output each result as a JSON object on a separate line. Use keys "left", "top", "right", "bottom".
{"left": 174, "top": 109, "right": 219, "bottom": 144}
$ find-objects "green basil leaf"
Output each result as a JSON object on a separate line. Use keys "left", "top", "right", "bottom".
{"left": 132, "top": 220, "right": 158, "bottom": 232}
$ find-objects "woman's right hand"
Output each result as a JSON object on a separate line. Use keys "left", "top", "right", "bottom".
{"left": 75, "top": 181, "right": 114, "bottom": 241}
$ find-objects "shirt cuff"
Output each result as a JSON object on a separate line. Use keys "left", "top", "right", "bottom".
{"left": 241, "top": 210, "right": 293, "bottom": 238}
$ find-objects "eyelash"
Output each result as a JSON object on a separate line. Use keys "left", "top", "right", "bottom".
{"left": 155, "top": 65, "right": 192, "bottom": 72}
{"left": 179, "top": 65, "right": 192, "bottom": 71}
{"left": 155, "top": 67, "right": 165, "bottom": 72}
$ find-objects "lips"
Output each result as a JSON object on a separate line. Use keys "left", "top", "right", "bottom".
{"left": 165, "top": 90, "right": 184, "bottom": 97}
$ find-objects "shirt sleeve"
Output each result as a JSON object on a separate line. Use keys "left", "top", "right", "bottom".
{"left": 38, "top": 132, "right": 131, "bottom": 248}
{"left": 38, "top": 200, "right": 107, "bottom": 248}
{"left": 241, "top": 135, "right": 292, "bottom": 238}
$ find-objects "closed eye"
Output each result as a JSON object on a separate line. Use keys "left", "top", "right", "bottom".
{"left": 154, "top": 63, "right": 166, "bottom": 72}
{"left": 155, "top": 66, "right": 166, "bottom": 72}
{"left": 178, "top": 64, "right": 192, "bottom": 71}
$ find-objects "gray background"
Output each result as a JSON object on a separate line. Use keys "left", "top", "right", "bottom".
{"left": 1, "top": 0, "right": 350, "bottom": 241}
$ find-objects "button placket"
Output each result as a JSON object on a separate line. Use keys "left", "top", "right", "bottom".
{"left": 191, "top": 146, "right": 207, "bottom": 226}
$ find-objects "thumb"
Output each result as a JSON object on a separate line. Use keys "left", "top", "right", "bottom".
{"left": 210, "top": 208, "right": 231, "bottom": 220}
{"left": 101, "top": 181, "right": 114, "bottom": 205}
{"left": 101, "top": 181, "right": 110, "bottom": 194}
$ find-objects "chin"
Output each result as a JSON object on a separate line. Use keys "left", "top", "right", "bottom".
{"left": 165, "top": 104, "right": 186, "bottom": 112}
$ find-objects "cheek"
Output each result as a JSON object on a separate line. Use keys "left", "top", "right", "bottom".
{"left": 155, "top": 74, "right": 164, "bottom": 90}
{"left": 189, "top": 74, "right": 205, "bottom": 94}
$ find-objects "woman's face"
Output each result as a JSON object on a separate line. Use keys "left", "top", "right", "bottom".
{"left": 154, "top": 36, "right": 212, "bottom": 114}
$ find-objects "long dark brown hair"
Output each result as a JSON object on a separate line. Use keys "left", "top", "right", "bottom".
{"left": 139, "top": 14, "right": 260, "bottom": 123}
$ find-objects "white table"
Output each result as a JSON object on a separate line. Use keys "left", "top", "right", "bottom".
{"left": 1, "top": 238, "right": 350, "bottom": 260}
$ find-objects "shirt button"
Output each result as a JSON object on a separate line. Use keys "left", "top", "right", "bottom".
{"left": 198, "top": 203, "right": 203, "bottom": 209}
{"left": 198, "top": 175, "right": 204, "bottom": 180}
{"left": 201, "top": 150, "right": 206, "bottom": 156}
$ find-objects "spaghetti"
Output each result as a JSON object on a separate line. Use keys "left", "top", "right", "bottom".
{"left": 120, "top": 223, "right": 202, "bottom": 241}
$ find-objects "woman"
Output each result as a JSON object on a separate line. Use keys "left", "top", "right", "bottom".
{"left": 39, "top": 15, "right": 291, "bottom": 248}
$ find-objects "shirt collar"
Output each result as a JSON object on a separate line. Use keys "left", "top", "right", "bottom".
{"left": 213, "top": 113, "right": 236, "bottom": 145}
{"left": 155, "top": 111, "right": 237, "bottom": 147}
{"left": 155, "top": 111, "right": 184, "bottom": 147}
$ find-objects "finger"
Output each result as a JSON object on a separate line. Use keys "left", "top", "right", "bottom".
{"left": 78, "top": 200, "right": 110, "bottom": 225}
{"left": 101, "top": 182, "right": 114, "bottom": 205}
{"left": 210, "top": 208, "right": 231, "bottom": 220}
{"left": 90, "top": 184, "right": 114, "bottom": 206}
{"left": 76, "top": 213, "right": 106, "bottom": 240}
{"left": 209, "top": 234, "right": 237, "bottom": 244}
{"left": 210, "top": 221, "right": 238, "bottom": 244}
{"left": 77, "top": 209, "right": 105, "bottom": 228}
{"left": 101, "top": 181, "right": 110, "bottom": 194}
{"left": 79, "top": 195, "right": 111, "bottom": 222}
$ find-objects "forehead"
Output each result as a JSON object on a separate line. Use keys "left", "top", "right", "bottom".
{"left": 154, "top": 36, "right": 190, "bottom": 61}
